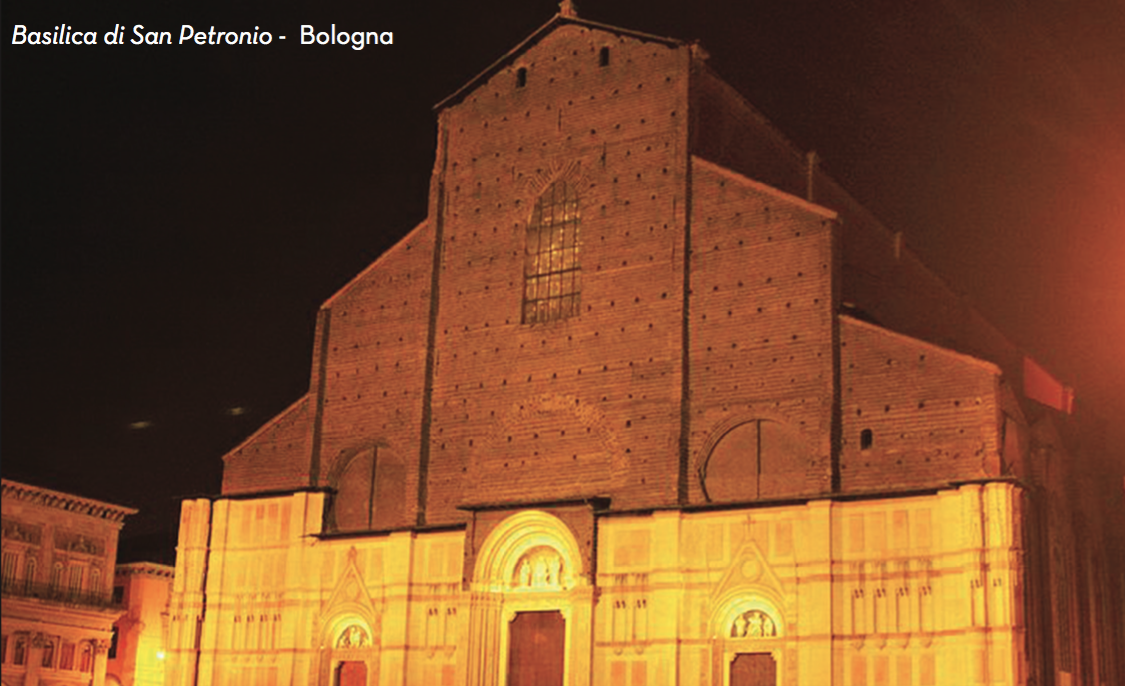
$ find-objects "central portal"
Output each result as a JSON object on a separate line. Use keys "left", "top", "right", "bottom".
{"left": 507, "top": 610, "right": 565, "bottom": 686}
{"left": 729, "top": 653, "right": 777, "bottom": 686}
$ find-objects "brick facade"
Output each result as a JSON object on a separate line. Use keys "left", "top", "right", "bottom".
{"left": 169, "top": 10, "right": 1124, "bottom": 686}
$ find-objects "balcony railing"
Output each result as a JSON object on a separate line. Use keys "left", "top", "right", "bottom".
{"left": 0, "top": 578, "right": 118, "bottom": 610}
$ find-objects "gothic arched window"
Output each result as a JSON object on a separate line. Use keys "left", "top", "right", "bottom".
{"left": 523, "top": 181, "right": 580, "bottom": 323}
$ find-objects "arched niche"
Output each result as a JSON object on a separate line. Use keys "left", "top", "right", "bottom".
{"left": 327, "top": 443, "right": 405, "bottom": 532}
{"left": 711, "top": 593, "right": 786, "bottom": 686}
{"left": 711, "top": 591, "right": 785, "bottom": 641}
{"left": 319, "top": 613, "right": 378, "bottom": 686}
{"left": 701, "top": 419, "right": 810, "bottom": 502}
{"left": 473, "top": 511, "right": 585, "bottom": 592}
{"left": 465, "top": 511, "right": 592, "bottom": 686}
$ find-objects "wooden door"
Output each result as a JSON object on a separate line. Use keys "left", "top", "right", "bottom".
{"left": 507, "top": 610, "right": 565, "bottom": 686}
{"left": 729, "top": 653, "right": 776, "bottom": 686}
{"left": 336, "top": 661, "right": 366, "bottom": 686}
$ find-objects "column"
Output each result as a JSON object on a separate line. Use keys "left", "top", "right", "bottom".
{"left": 25, "top": 632, "right": 46, "bottom": 686}
{"left": 94, "top": 638, "right": 110, "bottom": 686}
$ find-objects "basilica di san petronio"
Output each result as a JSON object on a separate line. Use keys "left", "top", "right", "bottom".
{"left": 70, "top": 6, "right": 1117, "bottom": 686}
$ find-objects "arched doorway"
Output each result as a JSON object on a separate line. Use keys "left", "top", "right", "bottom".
{"left": 466, "top": 510, "right": 592, "bottom": 686}
{"left": 320, "top": 615, "right": 377, "bottom": 686}
{"left": 713, "top": 595, "right": 785, "bottom": 686}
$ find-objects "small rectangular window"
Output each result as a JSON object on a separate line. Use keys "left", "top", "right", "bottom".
{"left": 860, "top": 429, "right": 874, "bottom": 450}
{"left": 599, "top": 46, "right": 610, "bottom": 67}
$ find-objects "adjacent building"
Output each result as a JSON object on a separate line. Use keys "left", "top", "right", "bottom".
{"left": 106, "top": 563, "right": 174, "bottom": 686}
{"left": 163, "top": 8, "right": 1124, "bottom": 686}
{"left": 1, "top": 478, "right": 136, "bottom": 686}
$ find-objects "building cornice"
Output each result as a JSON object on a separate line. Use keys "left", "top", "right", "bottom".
{"left": 115, "top": 562, "right": 175, "bottom": 579}
{"left": 1, "top": 479, "right": 137, "bottom": 524}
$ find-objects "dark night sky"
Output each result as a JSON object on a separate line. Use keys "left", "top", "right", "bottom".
{"left": 3, "top": 0, "right": 1123, "bottom": 563}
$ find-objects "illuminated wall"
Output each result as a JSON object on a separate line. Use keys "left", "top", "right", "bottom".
{"left": 165, "top": 482, "right": 1031, "bottom": 686}
{"left": 167, "top": 8, "right": 1124, "bottom": 686}
{"left": 107, "top": 562, "right": 174, "bottom": 686}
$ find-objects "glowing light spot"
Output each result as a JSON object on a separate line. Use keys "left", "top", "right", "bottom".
{"left": 226, "top": 407, "right": 246, "bottom": 416}
{"left": 128, "top": 421, "right": 153, "bottom": 430}
{"left": 156, "top": 650, "right": 165, "bottom": 660}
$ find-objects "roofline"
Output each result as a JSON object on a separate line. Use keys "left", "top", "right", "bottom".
{"left": 434, "top": 13, "right": 684, "bottom": 112}
{"left": 222, "top": 393, "right": 310, "bottom": 462}
{"left": 115, "top": 561, "right": 175, "bottom": 578}
{"left": 839, "top": 313, "right": 1004, "bottom": 376}
{"left": 692, "top": 156, "right": 839, "bottom": 220}
{"left": 322, "top": 220, "right": 430, "bottom": 310}
{"left": 1, "top": 479, "right": 138, "bottom": 523}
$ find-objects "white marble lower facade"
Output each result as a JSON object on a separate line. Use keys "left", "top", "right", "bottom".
{"left": 164, "top": 481, "right": 1027, "bottom": 686}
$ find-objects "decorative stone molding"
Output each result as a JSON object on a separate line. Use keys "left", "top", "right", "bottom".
{"left": 472, "top": 511, "right": 586, "bottom": 594}
{"left": 1, "top": 478, "right": 137, "bottom": 523}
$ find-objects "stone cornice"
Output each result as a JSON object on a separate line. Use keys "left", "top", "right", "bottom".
{"left": 115, "top": 562, "right": 175, "bottom": 579}
{"left": 1, "top": 479, "right": 137, "bottom": 524}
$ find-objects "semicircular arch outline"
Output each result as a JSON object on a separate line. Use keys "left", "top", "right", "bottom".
{"left": 473, "top": 510, "right": 586, "bottom": 592}
{"left": 696, "top": 412, "right": 813, "bottom": 502}
{"left": 710, "top": 586, "right": 787, "bottom": 640}
{"left": 321, "top": 608, "right": 378, "bottom": 650}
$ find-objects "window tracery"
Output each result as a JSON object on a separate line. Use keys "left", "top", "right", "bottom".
{"left": 523, "top": 180, "right": 580, "bottom": 324}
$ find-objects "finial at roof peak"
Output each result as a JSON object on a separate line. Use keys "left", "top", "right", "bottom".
{"left": 559, "top": 0, "right": 578, "bottom": 19}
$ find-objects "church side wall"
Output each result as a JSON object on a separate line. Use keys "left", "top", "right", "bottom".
{"left": 312, "top": 224, "right": 436, "bottom": 529}
{"left": 839, "top": 317, "right": 1004, "bottom": 492}
{"left": 687, "top": 159, "right": 838, "bottom": 505}
{"left": 222, "top": 396, "right": 312, "bottom": 495}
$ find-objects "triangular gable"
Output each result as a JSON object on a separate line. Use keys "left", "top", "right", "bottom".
{"left": 712, "top": 537, "right": 783, "bottom": 604}
{"left": 435, "top": 12, "right": 682, "bottom": 112}
{"left": 322, "top": 546, "right": 383, "bottom": 616}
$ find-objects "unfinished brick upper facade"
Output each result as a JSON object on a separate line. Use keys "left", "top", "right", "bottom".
{"left": 168, "top": 11, "right": 1124, "bottom": 686}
